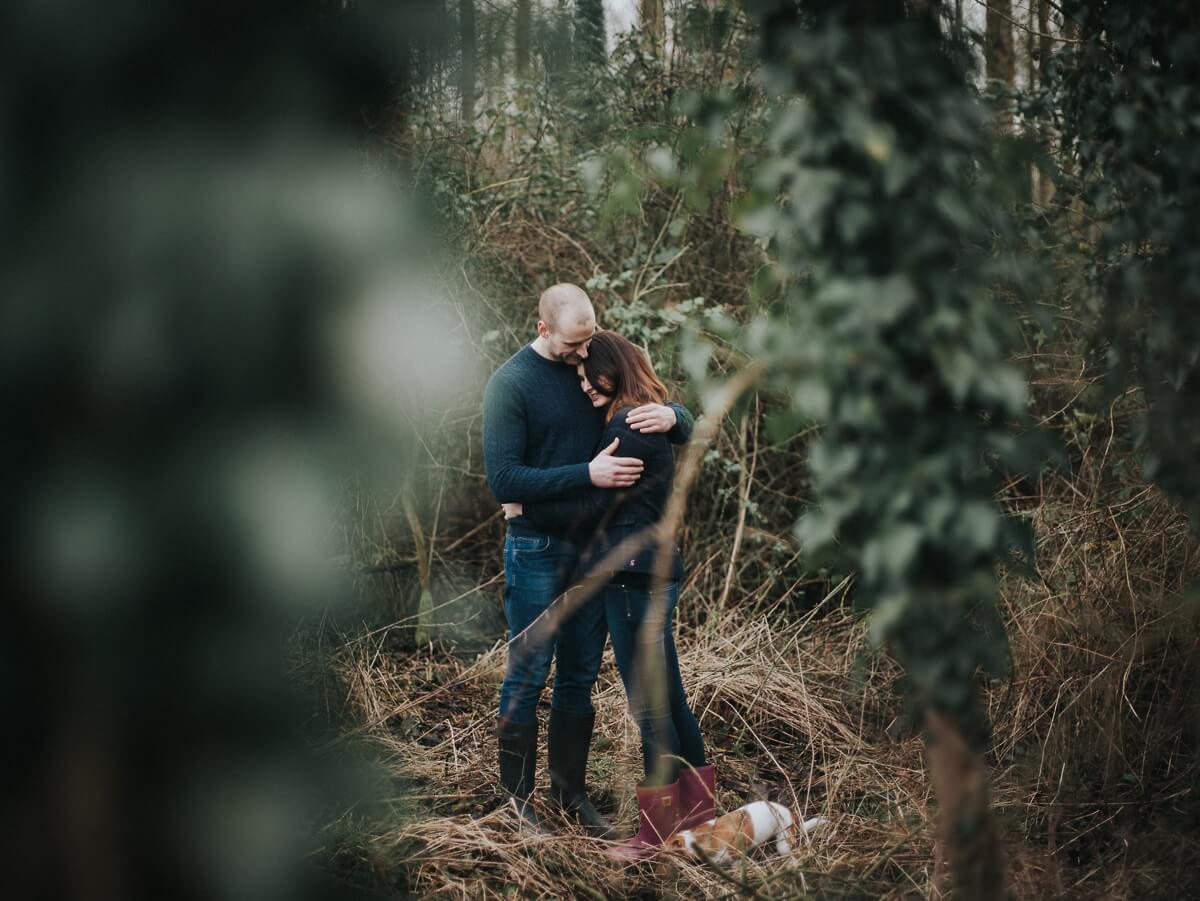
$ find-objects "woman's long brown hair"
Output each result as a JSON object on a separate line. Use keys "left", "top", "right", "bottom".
{"left": 582, "top": 331, "right": 668, "bottom": 422}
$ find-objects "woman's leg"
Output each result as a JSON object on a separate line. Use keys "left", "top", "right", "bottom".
{"left": 606, "top": 578, "right": 684, "bottom": 785}
{"left": 657, "top": 582, "right": 705, "bottom": 768}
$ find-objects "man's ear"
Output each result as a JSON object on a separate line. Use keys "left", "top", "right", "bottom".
{"left": 536, "top": 319, "right": 550, "bottom": 339}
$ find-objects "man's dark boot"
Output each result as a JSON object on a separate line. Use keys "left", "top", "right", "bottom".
{"left": 497, "top": 718, "right": 546, "bottom": 832}
{"left": 546, "top": 708, "right": 614, "bottom": 837}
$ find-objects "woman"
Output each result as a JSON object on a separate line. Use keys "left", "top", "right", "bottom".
{"left": 503, "top": 331, "right": 714, "bottom": 859}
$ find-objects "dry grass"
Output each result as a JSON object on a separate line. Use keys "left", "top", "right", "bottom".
{"left": 321, "top": 462, "right": 1200, "bottom": 899}
{"left": 332, "top": 599, "right": 931, "bottom": 899}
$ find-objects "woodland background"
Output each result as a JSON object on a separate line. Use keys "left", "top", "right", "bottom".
{"left": 4, "top": 1, "right": 1199, "bottom": 900}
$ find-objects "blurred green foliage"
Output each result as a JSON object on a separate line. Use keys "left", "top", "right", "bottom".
{"left": 1050, "top": 1, "right": 1200, "bottom": 527}
{"left": 1, "top": 2, "right": 446, "bottom": 898}
{"left": 725, "top": 4, "right": 1041, "bottom": 742}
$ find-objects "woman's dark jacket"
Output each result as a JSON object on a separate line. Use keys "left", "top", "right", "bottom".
{"left": 522, "top": 406, "right": 684, "bottom": 583}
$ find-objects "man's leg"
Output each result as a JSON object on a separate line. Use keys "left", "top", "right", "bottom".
{"left": 546, "top": 581, "right": 613, "bottom": 835}
{"left": 496, "top": 531, "right": 572, "bottom": 829}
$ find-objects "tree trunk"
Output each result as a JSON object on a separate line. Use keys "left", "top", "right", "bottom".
{"left": 985, "top": 0, "right": 1015, "bottom": 132}
{"left": 640, "top": 0, "right": 665, "bottom": 55}
{"left": 925, "top": 709, "right": 1007, "bottom": 901}
{"left": 1037, "top": 0, "right": 1056, "bottom": 206}
{"left": 1025, "top": 0, "right": 1037, "bottom": 201}
{"left": 515, "top": 0, "right": 531, "bottom": 78}
{"left": 459, "top": 0, "right": 476, "bottom": 124}
{"left": 482, "top": 7, "right": 506, "bottom": 102}
{"left": 574, "top": 0, "right": 608, "bottom": 70}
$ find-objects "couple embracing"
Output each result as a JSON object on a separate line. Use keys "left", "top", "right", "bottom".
{"left": 482, "top": 283, "right": 713, "bottom": 859}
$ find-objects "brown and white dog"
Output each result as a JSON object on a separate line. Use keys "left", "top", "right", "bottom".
{"left": 664, "top": 801, "right": 826, "bottom": 864}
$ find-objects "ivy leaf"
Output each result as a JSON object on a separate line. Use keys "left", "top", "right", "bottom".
{"left": 737, "top": 201, "right": 780, "bottom": 239}
{"left": 680, "top": 332, "right": 713, "bottom": 382}
{"left": 868, "top": 591, "right": 909, "bottom": 646}
{"left": 579, "top": 154, "right": 606, "bottom": 195}
{"left": 795, "top": 507, "right": 839, "bottom": 552}
{"left": 933, "top": 345, "right": 977, "bottom": 402}
{"left": 867, "top": 275, "right": 917, "bottom": 327}
{"left": 883, "top": 151, "right": 919, "bottom": 196}
{"left": 837, "top": 202, "right": 873, "bottom": 243}
{"left": 809, "top": 441, "right": 861, "bottom": 483}
{"left": 979, "top": 365, "right": 1028, "bottom": 413}
{"left": 934, "top": 189, "right": 973, "bottom": 230}
{"left": 791, "top": 378, "right": 832, "bottom": 420}
{"left": 645, "top": 146, "right": 676, "bottom": 180}
{"left": 957, "top": 502, "right": 998, "bottom": 553}
{"left": 862, "top": 523, "right": 923, "bottom": 582}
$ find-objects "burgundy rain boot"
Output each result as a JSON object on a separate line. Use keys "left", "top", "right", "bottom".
{"left": 607, "top": 781, "right": 679, "bottom": 861}
{"left": 676, "top": 764, "right": 715, "bottom": 831}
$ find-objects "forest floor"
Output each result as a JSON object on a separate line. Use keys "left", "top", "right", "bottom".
{"left": 321, "top": 474, "right": 1200, "bottom": 900}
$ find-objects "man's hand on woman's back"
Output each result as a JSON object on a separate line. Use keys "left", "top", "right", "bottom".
{"left": 589, "top": 437, "right": 644, "bottom": 488}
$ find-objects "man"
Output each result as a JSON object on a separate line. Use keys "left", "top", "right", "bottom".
{"left": 483, "top": 283, "right": 693, "bottom": 832}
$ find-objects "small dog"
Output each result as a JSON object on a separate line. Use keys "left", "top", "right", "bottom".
{"left": 664, "top": 801, "right": 826, "bottom": 864}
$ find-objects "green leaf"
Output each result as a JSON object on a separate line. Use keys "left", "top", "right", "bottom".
{"left": 791, "top": 378, "right": 832, "bottom": 420}
{"left": 579, "top": 154, "right": 606, "bottom": 195}
{"left": 809, "top": 441, "right": 861, "bottom": 483}
{"left": 645, "top": 146, "right": 677, "bottom": 180}
{"left": 979, "top": 365, "right": 1028, "bottom": 413}
{"left": 737, "top": 201, "right": 780, "bottom": 239}
{"left": 862, "top": 523, "right": 923, "bottom": 582}
{"left": 680, "top": 332, "right": 713, "bottom": 382}
{"left": 933, "top": 346, "right": 977, "bottom": 402}
{"left": 957, "top": 502, "right": 998, "bottom": 553}
{"left": 868, "top": 592, "right": 909, "bottom": 646}
{"left": 795, "top": 508, "right": 839, "bottom": 552}
{"left": 867, "top": 275, "right": 917, "bottom": 327}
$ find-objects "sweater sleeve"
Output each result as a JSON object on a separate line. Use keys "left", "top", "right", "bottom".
{"left": 666, "top": 402, "right": 694, "bottom": 445}
{"left": 522, "top": 416, "right": 661, "bottom": 531}
{"left": 483, "top": 373, "right": 592, "bottom": 503}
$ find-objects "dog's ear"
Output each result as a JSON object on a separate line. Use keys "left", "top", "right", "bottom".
{"left": 663, "top": 834, "right": 687, "bottom": 853}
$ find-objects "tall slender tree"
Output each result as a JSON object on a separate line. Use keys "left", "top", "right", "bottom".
{"left": 515, "top": 0, "right": 532, "bottom": 78}
{"left": 1036, "top": 0, "right": 1056, "bottom": 205}
{"left": 539, "top": 0, "right": 573, "bottom": 87}
{"left": 574, "top": 0, "right": 608, "bottom": 70}
{"left": 479, "top": 3, "right": 508, "bottom": 103}
{"left": 985, "top": 0, "right": 1015, "bottom": 131}
{"left": 641, "top": 0, "right": 666, "bottom": 55}
{"left": 460, "top": 0, "right": 477, "bottom": 124}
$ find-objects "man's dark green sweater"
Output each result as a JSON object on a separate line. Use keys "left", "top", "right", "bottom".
{"left": 483, "top": 344, "right": 692, "bottom": 535}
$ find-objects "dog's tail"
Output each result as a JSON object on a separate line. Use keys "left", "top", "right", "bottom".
{"left": 799, "top": 816, "right": 827, "bottom": 835}
{"left": 786, "top": 815, "right": 827, "bottom": 842}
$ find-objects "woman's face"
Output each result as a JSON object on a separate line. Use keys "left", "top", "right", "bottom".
{"left": 577, "top": 363, "right": 613, "bottom": 408}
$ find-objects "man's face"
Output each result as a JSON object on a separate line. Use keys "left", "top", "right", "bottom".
{"left": 540, "top": 315, "right": 595, "bottom": 365}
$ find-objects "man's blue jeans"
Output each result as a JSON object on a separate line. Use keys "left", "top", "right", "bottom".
{"left": 604, "top": 576, "right": 705, "bottom": 784}
{"left": 497, "top": 530, "right": 606, "bottom": 726}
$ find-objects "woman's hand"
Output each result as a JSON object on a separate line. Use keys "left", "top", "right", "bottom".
{"left": 502, "top": 502, "right": 524, "bottom": 520}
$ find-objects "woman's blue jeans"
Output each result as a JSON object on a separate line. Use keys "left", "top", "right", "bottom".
{"left": 497, "top": 530, "right": 606, "bottom": 726}
{"left": 604, "top": 576, "right": 705, "bottom": 785}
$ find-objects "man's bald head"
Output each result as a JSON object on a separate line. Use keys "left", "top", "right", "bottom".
{"left": 534, "top": 283, "right": 596, "bottom": 364}
{"left": 538, "top": 283, "right": 594, "bottom": 330}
